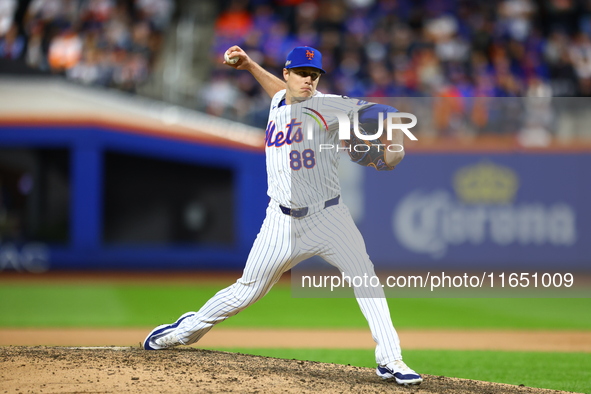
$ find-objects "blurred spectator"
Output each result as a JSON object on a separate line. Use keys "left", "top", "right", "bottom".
{"left": 135, "top": 0, "right": 174, "bottom": 31}
{"left": 103, "top": 6, "right": 132, "bottom": 50}
{"left": 83, "top": 0, "right": 115, "bottom": 23}
{"left": 113, "top": 51, "right": 148, "bottom": 92}
{"left": 0, "top": 23, "right": 24, "bottom": 59}
{"left": 26, "top": 0, "right": 79, "bottom": 31}
{"left": 415, "top": 47, "right": 445, "bottom": 93}
{"left": 130, "top": 21, "right": 151, "bottom": 55}
{"left": 0, "top": 0, "right": 16, "bottom": 36}
{"left": 215, "top": 0, "right": 253, "bottom": 47}
{"left": 199, "top": 71, "right": 243, "bottom": 119}
{"left": 569, "top": 32, "right": 591, "bottom": 95}
{"left": 67, "top": 46, "right": 101, "bottom": 84}
{"left": 497, "top": 0, "right": 536, "bottom": 41}
{"left": 48, "top": 27, "right": 83, "bottom": 72}
{"left": 518, "top": 75, "right": 554, "bottom": 146}
{"left": 426, "top": 14, "right": 470, "bottom": 62}
{"left": 0, "top": 0, "right": 173, "bottom": 92}
{"left": 25, "top": 23, "right": 49, "bottom": 70}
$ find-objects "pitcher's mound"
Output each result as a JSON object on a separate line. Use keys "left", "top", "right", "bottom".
{"left": 0, "top": 346, "right": 577, "bottom": 393}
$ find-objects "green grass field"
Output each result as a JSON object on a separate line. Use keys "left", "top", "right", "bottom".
{"left": 1, "top": 282, "right": 590, "bottom": 329}
{"left": 1, "top": 281, "right": 590, "bottom": 393}
{"left": 210, "top": 348, "right": 591, "bottom": 393}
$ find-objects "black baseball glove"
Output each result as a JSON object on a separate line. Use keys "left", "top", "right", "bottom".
{"left": 345, "top": 124, "right": 395, "bottom": 171}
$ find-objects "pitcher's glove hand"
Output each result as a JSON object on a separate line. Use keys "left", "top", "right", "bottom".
{"left": 345, "top": 126, "right": 394, "bottom": 171}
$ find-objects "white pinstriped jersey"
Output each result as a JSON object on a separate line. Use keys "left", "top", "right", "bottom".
{"left": 171, "top": 94, "right": 405, "bottom": 367}
{"left": 265, "top": 90, "right": 372, "bottom": 208}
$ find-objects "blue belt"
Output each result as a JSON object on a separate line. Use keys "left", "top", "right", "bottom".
{"left": 279, "top": 195, "right": 340, "bottom": 218}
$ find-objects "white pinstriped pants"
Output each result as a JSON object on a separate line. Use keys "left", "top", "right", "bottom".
{"left": 175, "top": 201, "right": 402, "bottom": 365}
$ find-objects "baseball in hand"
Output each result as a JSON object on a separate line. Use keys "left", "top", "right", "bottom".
{"left": 224, "top": 51, "right": 239, "bottom": 64}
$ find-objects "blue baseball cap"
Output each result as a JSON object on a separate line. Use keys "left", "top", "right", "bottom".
{"left": 284, "top": 46, "right": 326, "bottom": 74}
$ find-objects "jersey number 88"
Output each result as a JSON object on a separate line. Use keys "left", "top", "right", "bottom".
{"left": 289, "top": 149, "right": 316, "bottom": 170}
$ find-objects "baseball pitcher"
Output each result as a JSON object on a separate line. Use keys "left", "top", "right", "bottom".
{"left": 143, "top": 46, "right": 422, "bottom": 386}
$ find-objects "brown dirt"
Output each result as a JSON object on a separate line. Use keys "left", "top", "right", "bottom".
{"left": 2, "top": 327, "right": 591, "bottom": 352}
{"left": 0, "top": 346, "right": 582, "bottom": 394}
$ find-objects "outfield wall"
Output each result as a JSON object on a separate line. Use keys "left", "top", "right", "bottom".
{"left": 3, "top": 141, "right": 589, "bottom": 271}
{"left": 362, "top": 154, "right": 590, "bottom": 271}
{"left": 0, "top": 80, "right": 589, "bottom": 272}
{"left": 0, "top": 79, "right": 267, "bottom": 271}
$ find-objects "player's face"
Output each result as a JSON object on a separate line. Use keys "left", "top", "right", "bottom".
{"left": 284, "top": 67, "right": 321, "bottom": 102}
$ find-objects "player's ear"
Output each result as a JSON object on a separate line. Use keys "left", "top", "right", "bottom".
{"left": 283, "top": 68, "right": 290, "bottom": 81}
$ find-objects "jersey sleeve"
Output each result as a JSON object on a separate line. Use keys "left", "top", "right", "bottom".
{"left": 319, "top": 94, "right": 374, "bottom": 115}
{"left": 270, "top": 89, "right": 287, "bottom": 109}
{"left": 358, "top": 103, "right": 399, "bottom": 127}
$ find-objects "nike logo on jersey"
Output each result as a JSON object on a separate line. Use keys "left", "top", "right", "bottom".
{"left": 265, "top": 119, "right": 304, "bottom": 147}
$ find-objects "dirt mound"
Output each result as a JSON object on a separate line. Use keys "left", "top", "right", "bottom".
{"left": 0, "top": 346, "right": 578, "bottom": 394}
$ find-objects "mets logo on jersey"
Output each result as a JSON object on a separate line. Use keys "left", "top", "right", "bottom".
{"left": 305, "top": 50, "right": 315, "bottom": 60}
{"left": 265, "top": 110, "right": 330, "bottom": 147}
{"left": 265, "top": 119, "right": 304, "bottom": 147}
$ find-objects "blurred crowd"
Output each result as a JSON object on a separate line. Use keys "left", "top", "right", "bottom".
{"left": 2, "top": 0, "right": 591, "bottom": 134}
{"left": 203, "top": 0, "right": 591, "bottom": 128}
{"left": 0, "top": 0, "right": 174, "bottom": 92}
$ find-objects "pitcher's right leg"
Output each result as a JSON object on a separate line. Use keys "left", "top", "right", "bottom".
{"left": 144, "top": 204, "right": 296, "bottom": 350}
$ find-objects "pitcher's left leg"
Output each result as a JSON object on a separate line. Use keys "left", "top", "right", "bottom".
{"left": 310, "top": 204, "right": 421, "bottom": 385}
